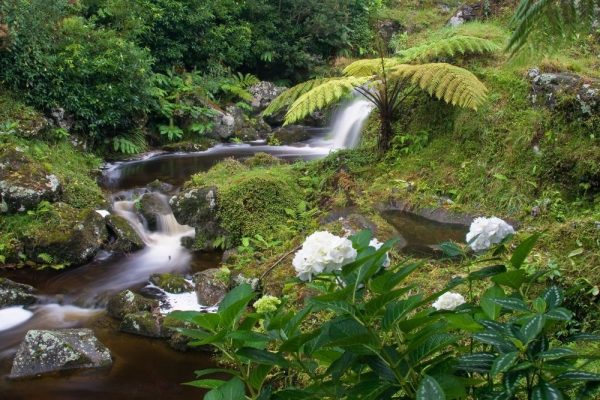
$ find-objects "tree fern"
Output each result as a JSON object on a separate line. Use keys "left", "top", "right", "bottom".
{"left": 262, "top": 78, "right": 336, "bottom": 117}
{"left": 397, "top": 35, "right": 500, "bottom": 63}
{"left": 508, "top": 0, "right": 599, "bottom": 54}
{"left": 284, "top": 77, "right": 371, "bottom": 125}
{"left": 389, "top": 63, "right": 488, "bottom": 110}
{"left": 342, "top": 58, "right": 402, "bottom": 77}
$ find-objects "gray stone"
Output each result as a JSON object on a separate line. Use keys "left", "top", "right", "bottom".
{"left": 249, "top": 81, "right": 287, "bottom": 113}
{"left": 146, "top": 179, "right": 175, "bottom": 195}
{"left": 49, "top": 108, "right": 74, "bottom": 131}
{"left": 193, "top": 269, "right": 229, "bottom": 306}
{"left": 106, "top": 290, "right": 158, "bottom": 320}
{"left": 449, "top": 5, "right": 477, "bottom": 27}
{"left": 10, "top": 329, "right": 112, "bottom": 378}
{"left": 138, "top": 192, "right": 171, "bottom": 231}
{"left": 0, "top": 278, "right": 36, "bottom": 307}
{"left": 120, "top": 311, "right": 167, "bottom": 338}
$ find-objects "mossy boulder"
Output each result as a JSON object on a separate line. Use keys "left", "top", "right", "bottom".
{"left": 106, "top": 290, "right": 158, "bottom": 320}
{"left": 138, "top": 192, "right": 171, "bottom": 231}
{"left": 149, "top": 273, "right": 193, "bottom": 294}
{"left": 120, "top": 311, "right": 167, "bottom": 338}
{"left": 10, "top": 329, "right": 112, "bottom": 379}
{"left": 193, "top": 269, "right": 229, "bottom": 306}
{"left": 105, "top": 215, "right": 144, "bottom": 253}
{"left": 145, "top": 179, "right": 175, "bottom": 195}
{"left": 21, "top": 204, "right": 108, "bottom": 266}
{"left": 0, "top": 147, "right": 62, "bottom": 213}
{"left": 0, "top": 278, "right": 37, "bottom": 307}
{"left": 270, "top": 125, "right": 311, "bottom": 145}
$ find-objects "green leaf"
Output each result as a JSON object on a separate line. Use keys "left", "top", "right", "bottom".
{"left": 364, "top": 287, "right": 413, "bottom": 314}
{"left": 469, "top": 265, "right": 507, "bottom": 280}
{"left": 226, "top": 331, "right": 271, "bottom": 347}
{"left": 542, "top": 286, "right": 564, "bottom": 309}
{"left": 537, "top": 348, "right": 577, "bottom": 360}
{"left": 492, "top": 270, "right": 527, "bottom": 290}
{"left": 566, "top": 333, "right": 600, "bottom": 342}
{"left": 205, "top": 377, "right": 246, "bottom": 400}
{"left": 492, "top": 297, "right": 530, "bottom": 312}
{"left": 185, "top": 379, "right": 226, "bottom": 389}
{"left": 383, "top": 296, "right": 422, "bottom": 330}
{"left": 491, "top": 352, "right": 519, "bottom": 376}
{"left": 236, "top": 348, "right": 289, "bottom": 367}
{"left": 370, "top": 262, "right": 420, "bottom": 294}
{"left": 520, "top": 314, "right": 545, "bottom": 343}
{"left": 439, "top": 242, "right": 463, "bottom": 258}
{"left": 556, "top": 371, "right": 600, "bottom": 382}
{"left": 444, "top": 313, "right": 483, "bottom": 332}
{"left": 169, "top": 310, "right": 219, "bottom": 331}
{"left": 218, "top": 283, "right": 254, "bottom": 313}
{"left": 510, "top": 233, "right": 541, "bottom": 269}
{"left": 545, "top": 307, "right": 573, "bottom": 321}
{"left": 248, "top": 364, "right": 273, "bottom": 391}
{"left": 473, "top": 332, "right": 518, "bottom": 352}
{"left": 481, "top": 285, "right": 506, "bottom": 320}
{"left": 456, "top": 353, "right": 495, "bottom": 373}
{"left": 531, "top": 381, "right": 564, "bottom": 400}
{"left": 416, "top": 375, "right": 446, "bottom": 400}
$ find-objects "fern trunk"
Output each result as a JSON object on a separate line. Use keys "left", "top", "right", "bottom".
{"left": 378, "top": 116, "right": 393, "bottom": 153}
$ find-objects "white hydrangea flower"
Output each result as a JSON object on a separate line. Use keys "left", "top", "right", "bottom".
{"left": 432, "top": 292, "right": 466, "bottom": 311}
{"left": 466, "top": 216, "right": 515, "bottom": 252}
{"left": 369, "top": 238, "right": 391, "bottom": 268}
{"left": 293, "top": 231, "right": 357, "bottom": 281}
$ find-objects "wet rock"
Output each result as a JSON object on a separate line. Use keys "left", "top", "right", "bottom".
{"left": 270, "top": 125, "right": 311, "bottom": 145}
{"left": 149, "top": 273, "right": 193, "bottom": 294}
{"left": 162, "top": 316, "right": 194, "bottom": 351}
{"left": 193, "top": 269, "right": 229, "bottom": 306}
{"left": 0, "top": 278, "right": 36, "bottom": 307}
{"left": 105, "top": 215, "right": 145, "bottom": 253}
{"left": 120, "top": 311, "right": 167, "bottom": 338}
{"left": 139, "top": 192, "right": 171, "bottom": 231}
{"left": 209, "top": 106, "right": 247, "bottom": 140}
{"left": 107, "top": 290, "right": 158, "bottom": 320}
{"left": 161, "top": 139, "right": 217, "bottom": 153}
{"left": 170, "top": 187, "right": 223, "bottom": 250}
{"left": 10, "top": 329, "right": 112, "bottom": 379}
{"left": 528, "top": 69, "right": 600, "bottom": 117}
{"left": 0, "top": 147, "right": 62, "bottom": 213}
{"left": 146, "top": 179, "right": 175, "bottom": 195}
{"left": 249, "top": 82, "right": 286, "bottom": 113}
{"left": 22, "top": 204, "right": 108, "bottom": 266}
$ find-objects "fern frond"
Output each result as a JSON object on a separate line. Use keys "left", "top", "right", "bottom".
{"left": 262, "top": 78, "right": 336, "bottom": 117}
{"left": 389, "top": 63, "right": 488, "bottom": 110}
{"left": 397, "top": 35, "right": 500, "bottom": 63}
{"left": 284, "top": 77, "right": 371, "bottom": 125}
{"left": 343, "top": 58, "right": 402, "bottom": 77}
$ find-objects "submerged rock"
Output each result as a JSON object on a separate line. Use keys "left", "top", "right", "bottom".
{"left": 10, "top": 329, "right": 112, "bottom": 379}
{"left": 0, "top": 278, "right": 36, "bottom": 307}
{"left": 106, "top": 290, "right": 158, "bottom": 320}
{"left": 120, "top": 311, "right": 167, "bottom": 338}
{"left": 149, "top": 273, "right": 193, "bottom": 294}
{"left": 193, "top": 269, "right": 229, "bottom": 306}
{"left": 105, "top": 215, "right": 145, "bottom": 253}
{"left": 138, "top": 192, "right": 171, "bottom": 231}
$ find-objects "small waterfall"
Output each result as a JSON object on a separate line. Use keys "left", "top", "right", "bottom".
{"left": 329, "top": 96, "right": 375, "bottom": 149}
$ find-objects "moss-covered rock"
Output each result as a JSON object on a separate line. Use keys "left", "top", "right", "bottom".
{"left": 0, "top": 278, "right": 37, "bottom": 307}
{"left": 105, "top": 215, "right": 145, "bottom": 253}
{"left": 193, "top": 268, "right": 229, "bottom": 306}
{"left": 120, "top": 311, "right": 167, "bottom": 338}
{"left": 149, "top": 273, "right": 193, "bottom": 294}
{"left": 106, "top": 290, "right": 158, "bottom": 320}
{"left": 270, "top": 125, "right": 311, "bottom": 145}
{"left": 138, "top": 192, "right": 171, "bottom": 231}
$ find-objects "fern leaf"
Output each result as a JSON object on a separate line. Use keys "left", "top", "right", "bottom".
{"left": 389, "top": 63, "right": 488, "bottom": 110}
{"left": 262, "top": 78, "right": 335, "bottom": 117}
{"left": 343, "top": 58, "right": 402, "bottom": 77}
{"left": 397, "top": 35, "right": 500, "bottom": 63}
{"left": 284, "top": 77, "right": 371, "bottom": 125}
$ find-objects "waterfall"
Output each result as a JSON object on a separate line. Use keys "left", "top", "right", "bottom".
{"left": 329, "top": 96, "right": 375, "bottom": 149}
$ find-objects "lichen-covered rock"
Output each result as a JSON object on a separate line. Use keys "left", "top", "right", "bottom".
{"left": 193, "top": 269, "right": 229, "bottom": 306}
{"left": 0, "top": 147, "right": 62, "bottom": 213}
{"left": 0, "top": 278, "right": 37, "bottom": 307}
{"left": 105, "top": 215, "right": 145, "bottom": 253}
{"left": 22, "top": 204, "right": 108, "bottom": 266}
{"left": 528, "top": 69, "right": 600, "bottom": 117}
{"left": 170, "top": 186, "right": 223, "bottom": 250}
{"left": 448, "top": 5, "right": 477, "bottom": 26}
{"left": 120, "top": 311, "right": 167, "bottom": 338}
{"left": 210, "top": 110, "right": 238, "bottom": 140}
{"left": 249, "top": 82, "right": 286, "bottom": 113}
{"left": 149, "top": 273, "right": 193, "bottom": 294}
{"left": 138, "top": 192, "right": 171, "bottom": 231}
{"left": 9, "top": 329, "right": 112, "bottom": 378}
{"left": 106, "top": 290, "right": 158, "bottom": 320}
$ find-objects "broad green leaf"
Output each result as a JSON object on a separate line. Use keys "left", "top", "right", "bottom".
{"left": 491, "top": 352, "right": 519, "bottom": 376}
{"left": 193, "top": 368, "right": 240, "bottom": 378}
{"left": 350, "top": 230, "right": 373, "bottom": 249}
{"left": 473, "top": 332, "right": 518, "bottom": 352}
{"left": 510, "top": 233, "right": 541, "bottom": 269}
{"left": 444, "top": 313, "right": 483, "bottom": 332}
{"left": 456, "top": 353, "right": 495, "bottom": 373}
{"left": 492, "top": 270, "right": 527, "bottom": 290}
{"left": 531, "top": 381, "right": 564, "bottom": 400}
{"left": 542, "top": 286, "right": 564, "bottom": 309}
{"left": 218, "top": 283, "right": 254, "bottom": 313}
{"left": 520, "top": 314, "right": 545, "bottom": 343}
{"left": 481, "top": 285, "right": 506, "bottom": 320}
{"left": 491, "top": 297, "right": 530, "bottom": 312}
{"left": 383, "top": 296, "right": 422, "bottom": 330}
{"left": 370, "top": 262, "right": 420, "bottom": 294}
{"left": 169, "top": 310, "right": 220, "bottom": 331}
{"left": 226, "top": 331, "right": 271, "bottom": 348}
{"left": 439, "top": 242, "right": 464, "bottom": 258}
{"left": 326, "top": 351, "right": 357, "bottom": 382}
{"left": 364, "top": 287, "right": 413, "bottom": 314}
{"left": 248, "top": 364, "right": 273, "bottom": 391}
{"left": 469, "top": 265, "right": 507, "bottom": 280}
{"left": 416, "top": 375, "right": 446, "bottom": 400}
{"left": 236, "top": 348, "right": 289, "bottom": 367}
{"left": 185, "top": 379, "right": 226, "bottom": 389}
{"left": 556, "top": 371, "right": 600, "bottom": 382}
{"left": 545, "top": 307, "right": 572, "bottom": 321}
{"left": 408, "top": 333, "right": 458, "bottom": 364}
{"left": 566, "top": 333, "right": 600, "bottom": 342}
{"left": 537, "top": 348, "right": 577, "bottom": 360}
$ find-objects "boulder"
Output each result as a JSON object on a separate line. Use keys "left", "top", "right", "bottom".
{"left": 375, "top": 19, "right": 404, "bottom": 44}
{"left": 145, "top": 179, "right": 175, "bottom": 195}
{"left": 249, "top": 82, "right": 286, "bottom": 113}
{"left": 138, "top": 192, "right": 171, "bottom": 231}
{"left": 448, "top": 5, "right": 478, "bottom": 27}
{"left": 0, "top": 278, "right": 37, "bottom": 307}
{"left": 170, "top": 187, "right": 223, "bottom": 250}
{"left": 105, "top": 215, "right": 145, "bottom": 253}
{"left": 210, "top": 107, "right": 241, "bottom": 140}
{"left": 149, "top": 273, "right": 193, "bottom": 294}
{"left": 193, "top": 269, "right": 229, "bottom": 306}
{"left": 22, "top": 204, "right": 108, "bottom": 266}
{"left": 0, "top": 147, "right": 62, "bottom": 213}
{"left": 270, "top": 125, "right": 312, "bottom": 145}
{"left": 120, "top": 311, "right": 167, "bottom": 338}
{"left": 106, "top": 290, "right": 159, "bottom": 320}
{"left": 10, "top": 329, "right": 112, "bottom": 379}
{"left": 48, "top": 107, "right": 74, "bottom": 131}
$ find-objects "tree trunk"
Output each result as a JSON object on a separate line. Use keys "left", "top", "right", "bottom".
{"left": 378, "top": 116, "right": 393, "bottom": 153}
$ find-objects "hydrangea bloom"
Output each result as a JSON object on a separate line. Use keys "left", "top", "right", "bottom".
{"left": 432, "top": 292, "right": 466, "bottom": 311}
{"left": 253, "top": 295, "right": 281, "bottom": 314}
{"left": 292, "top": 231, "right": 357, "bottom": 281}
{"left": 466, "top": 216, "right": 515, "bottom": 252}
{"left": 369, "top": 238, "right": 391, "bottom": 268}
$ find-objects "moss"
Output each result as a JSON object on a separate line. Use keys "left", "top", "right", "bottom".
{"left": 149, "top": 273, "right": 193, "bottom": 294}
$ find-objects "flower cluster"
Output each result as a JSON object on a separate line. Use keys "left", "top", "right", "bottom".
{"left": 432, "top": 292, "right": 466, "bottom": 311}
{"left": 369, "top": 238, "right": 391, "bottom": 268}
{"left": 466, "top": 216, "right": 515, "bottom": 252}
{"left": 253, "top": 295, "right": 281, "bottom": 314}
{"left": 293, "top": 231, "right": 357, "bottom": 281}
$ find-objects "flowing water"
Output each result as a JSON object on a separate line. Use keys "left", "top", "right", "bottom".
{"left": 0, "top": 103, "right": 376, "bottom": 399}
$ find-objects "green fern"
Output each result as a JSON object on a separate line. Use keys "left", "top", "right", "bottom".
{"left": 262, "top": 78, "right": 336, "bottom": 117}
{"left": 388, "top": 63, "right": 488, "bottom": 110}
{"left": 342, "top": 58, "right": 402, "bottom": 77}
{"left": 396, "top": 35, "right": 500, "bottom": 63}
